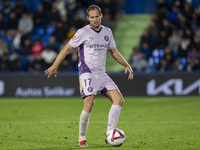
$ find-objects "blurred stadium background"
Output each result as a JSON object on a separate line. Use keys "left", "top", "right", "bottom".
{"left": 0, "top": 0, "right": 200, "bottom": 97}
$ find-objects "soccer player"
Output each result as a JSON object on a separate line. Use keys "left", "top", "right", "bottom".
{"left": 44, "top": 5, "right": 133, "bottom": 147}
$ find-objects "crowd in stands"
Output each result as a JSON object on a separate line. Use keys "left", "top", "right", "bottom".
{"left": 130, "top": 0, "right": 200, "bottom": 72}
{"left": 0, "top": 0, "right": 118, "bottom": 73}
{"left": 1, "top": 0, "right": 200, "bottom": 74}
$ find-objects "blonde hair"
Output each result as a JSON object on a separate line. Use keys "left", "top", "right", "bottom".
{"left": 87, "top": 5, "right": 101, "bottom": 16}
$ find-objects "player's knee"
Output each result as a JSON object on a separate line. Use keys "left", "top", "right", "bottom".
{"left": 118, "top": 97, "right": 124, "bottom": 106}
{"left": 84, "top": 103, "right": 94, "bottom": 113}
{"left": 113, "top": 97, "right": 124, "bottom": 106}
{"left": 86, "top": 100, "right": 94, "bottom": 108}
{"left": 84, "top": 95, "right": 95, "bottom": 112}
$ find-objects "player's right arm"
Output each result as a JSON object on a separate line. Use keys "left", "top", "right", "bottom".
{"left": 44, "top": 43, "right": 73, "bottom": 78}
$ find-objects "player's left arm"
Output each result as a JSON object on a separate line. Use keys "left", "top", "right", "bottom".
{"left": 109, "top": 49, "right": 133, "bottom": 79}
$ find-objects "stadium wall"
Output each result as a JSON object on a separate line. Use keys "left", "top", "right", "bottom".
{"left": 0, "top": 73, "right": 199, "bottom": 97}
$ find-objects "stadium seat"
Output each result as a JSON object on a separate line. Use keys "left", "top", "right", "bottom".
{"left": 32, "top": 0, "right": 42, "bottom": 13}
{"left": 42, "top": 34, "right": 51, "bottom": 46}
{"left": 42, "top": 25, "right": 56, "bottom": 46}
{"left": 45, "top": 25, "right": 56, "bottom": 36}
{"left": 179, "top": 57, "right": 187, "bottom": 68}
{"left": 23, "top": 0, "right": 32, "bottom": 11}
{"left": 147, "top": 57, "right": 156, "bottom": 72}
{"left": 30, "top": 25, "right": 45, "bottom": 41}
{"left": 152, "top": 49, "right": 165, "bottom": 65}
{"left": 21, "top": 57, "right": 28, "bottom": 70}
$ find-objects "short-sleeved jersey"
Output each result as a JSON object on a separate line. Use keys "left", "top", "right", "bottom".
{"left": 69, "top": 24, "right": 116, "bottom": 75}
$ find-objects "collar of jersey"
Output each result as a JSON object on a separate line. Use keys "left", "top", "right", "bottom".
{"left": 89, "top": 26, "right": 102, "bottom": 33}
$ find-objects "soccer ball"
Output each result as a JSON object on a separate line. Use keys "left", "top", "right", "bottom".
{"left": 106, "top": 128, "right": 126, "bottom": 147}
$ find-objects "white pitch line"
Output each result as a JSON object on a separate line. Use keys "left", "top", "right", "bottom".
{"left": 0, "top": 121, "right": 199, "bottom": 124}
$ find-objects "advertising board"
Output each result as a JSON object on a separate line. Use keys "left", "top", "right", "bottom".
{"left": 0, "top": 73, "right": 199, "bottom": 97}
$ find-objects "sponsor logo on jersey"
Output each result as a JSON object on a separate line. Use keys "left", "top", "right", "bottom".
{"left": 89, "top": 44, "right": 108, "bottom": 49}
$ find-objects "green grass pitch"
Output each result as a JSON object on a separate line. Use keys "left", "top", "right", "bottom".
{"left": 0, "top": 97, "right": 199, "bottom": 150}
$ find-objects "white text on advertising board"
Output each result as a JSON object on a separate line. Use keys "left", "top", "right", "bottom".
{"left": 15, "top": 86, "right": 75, "bottom": 97}
{"left": 147, "top": 79, "right": 200, "bottom": 95}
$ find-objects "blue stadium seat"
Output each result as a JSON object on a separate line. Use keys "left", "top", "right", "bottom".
{"left": 23, "top": 0, "right": 32, "bottom": 11}
{"left": 30, "top": 25, "right": 45, "bottom": 41}
{"left": 21, "top": 57, "right": 28, "bottom": 70}
{"left": 173, "top": 51, "right": 178, "bottom": 59}
{"left": 32, "top": 0, "right": 42, "bottom": 13}
{"left": 46, "top": 25, "right": 56, "bottom": 36}
{"left": 42, "top": 25, "right": 56, "bottom": 46}
{"left": 147, "top": 57, "right": 156, "bottom": 72}
{"left": 42, "top": 34, "right": 50, "bottom": 46}
{"left": 152, "top": 49, "right": 165, "bottom": 65}
{"left": 179, "top": 57, "right": 187, "bottom": 68}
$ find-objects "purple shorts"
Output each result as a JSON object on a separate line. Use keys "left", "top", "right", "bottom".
{"left": 79, "top": 73, "right": 118, "bottom": 99}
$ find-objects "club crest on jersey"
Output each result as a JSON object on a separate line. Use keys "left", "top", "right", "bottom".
{"left": 104, "top": 35, "right": 109, "bottom": 41}
{"left": 72, "top": 36, "right": 76, "bottom": 40}
{"left": 87, "top": 87, "right": 93, "bottom": 92}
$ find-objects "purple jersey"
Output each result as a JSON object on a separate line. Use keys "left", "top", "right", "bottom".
{"left": 69, "top": 25, "right": 116, "bottom": 75}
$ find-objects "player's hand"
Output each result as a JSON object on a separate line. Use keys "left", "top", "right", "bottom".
{"left": 125, "top": 65, "right": 133, "bottom": 80}
{"left": 44, "top": 66, "right": 57, "bottom": 78}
